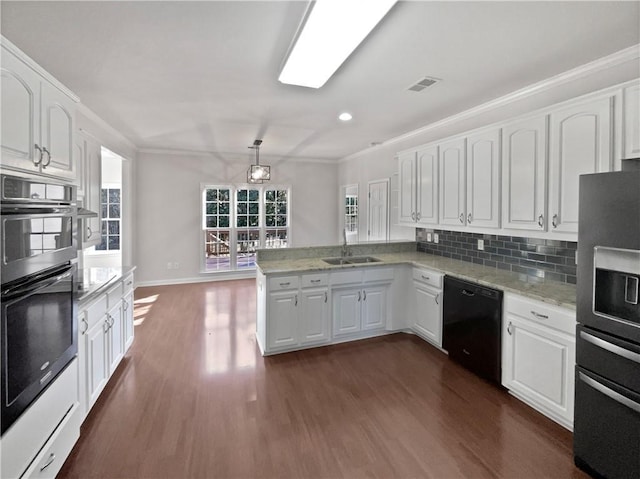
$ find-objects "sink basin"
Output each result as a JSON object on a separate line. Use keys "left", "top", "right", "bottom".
{"left": 323, "top": 257, "right": 351, "bottom": 265}
{"left": 347, "top": 256, "right": 381, "bottom": 264}
{"left": 322, "top": 256, "right": 381, "bottom": 265}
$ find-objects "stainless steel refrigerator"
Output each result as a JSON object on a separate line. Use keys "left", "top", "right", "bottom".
{"left": 574, "top": 160, "right": 640, "bottom": 479}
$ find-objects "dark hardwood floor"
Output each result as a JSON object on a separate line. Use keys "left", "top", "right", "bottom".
{"left": 59, "top": 279, "right": 588, "bottom": 478}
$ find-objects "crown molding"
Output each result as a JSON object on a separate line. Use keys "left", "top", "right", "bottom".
{"left": 138, "top": 147, "right": 338, "bottom": 164}
{"left": 76, "top": 103, "right": 138, "bottom": 153}
{"left": 341, "top": 43, "right": 640, "bottom": 162}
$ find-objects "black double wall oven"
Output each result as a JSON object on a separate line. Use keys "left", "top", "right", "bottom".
{"left": 1, "top": 175, "right": 78, "bottom": 435}
{"left": 574, "top": 164, "right": 640, "bottom": 479}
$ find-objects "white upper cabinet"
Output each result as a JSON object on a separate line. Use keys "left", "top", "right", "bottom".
{"left": 1, "top": 48, "right": 41, "bottom": 174}
{"left": 623, "top": 83, "right": 640, "bottom": 161}
{"left": 398, "top": 151, "right": 417, "bottom": 225}
{"left": 439, "top": 137, "right": 466, "bottom": 226}
{"left": 502, "top": 115, "right": 548, "bottom": 231}
{"left": 398, "top": 145, "right": 439, "bottom": 226}
{"left": 0, "top": 38, "right": 78, "bottom": 182}
{"left": 416, "top": 144, "right": 439, "bottom": 226}
{"left": 466, "top": 128, "right": 501, "bottom": 229}
{"left": 549, "top": 95, "right": 613, "bottom": 233}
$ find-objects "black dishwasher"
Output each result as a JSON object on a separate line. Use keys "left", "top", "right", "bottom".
{"left": 443, "top": 276, "right": 503, "bottom": 384}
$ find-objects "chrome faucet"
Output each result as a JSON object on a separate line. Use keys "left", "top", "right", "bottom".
{"left": 341, "top": 228, "right": 351, "bottom": 257}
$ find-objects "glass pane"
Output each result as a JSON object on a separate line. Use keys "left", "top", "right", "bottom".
{"left": 206, "top": 189, "right": 217, "bottom": 201}
{"left": 237, "top": 216, "right": 247, "bottom": 227}
{"left": 277, "top": 190, "right": 287, "bottom": 202}
{"left": 108, "top": 236, "right": 120, "bottom": 250}
{"left": 204, "top": 230, "right": 231, "bottom": 272}
{"left": 101, "top": 204, "right": 108, "bottom": 218}
{"left": 206, "top": 216, "right": 217, "bottom": 228}
{"left": 109, "top": 189, "right": 120, "bottom": 203}
{"left": 278, "top": 204, "right": 287, "bottom": 215}
{"left": 219, "top": 216, "right": 229, "bottom": 228}
{"left": 265, "top": 216, "right": 275, "bottom": 227}
{"left": 249, "top": 203, "right": 258, "bottom": 215}
{"left": 206, "top": 203, "right": 217, "bottom": 215}
{"left": 277, "top": 214, "right": 287, "bottom": 227}
{"left": 249, "top": 215, "right": 259, "bottom": 227}
{"left": 237, "top": 203, "right": 247, "bottom": 215}
{"left": 101, "top": 221, "right": 107, "bottom": 235}
{"left": 220, "top": 189, "right": 230, "bottom": 201}
{"left": 219, "top": 203, "right": 229, "bottom": 215}
{"left": 109, "top": 204, "right": 120, "bottom": 218}
{"left": 237, "top": 189, "right": 247, "bottom": 202}
{"left": 101, "top": 189, "right": 107, "bottom": 203}
{"left": 265, "top": 203, "right": 275, "bottom": 215}
{"left": 265, "top": 190, "right": 275, "bottom": 202}
{"left": 108, "top": 220, "right": 119, "bottom": 234}
{"left": 248, "top": 190, "right": 259, "bottom": 201}
{"left": 96, "top": 237, "right": 107, "bottom": 251}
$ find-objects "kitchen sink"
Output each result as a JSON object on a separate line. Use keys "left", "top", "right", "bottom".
{"left": 322, "top": 256, "right": 381, "bottom": 265}
{"left": 347, "top": 256, "right": 381, "bottom": 264}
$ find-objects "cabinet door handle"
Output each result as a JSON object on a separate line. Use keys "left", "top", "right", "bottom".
{"left": 435, "top": 293, "right": 439, "bottom": 305}
{"left": 411, "top": 212, "right": 416, "bottom": 221}
{"left": 40, "top": 453, "right": 56, "bottom": 472}
{"left": 104, "top": 318, "right": 110, "bottom": 332}
{"left": 279, "top": 282, "right": 290, "bottom": 287}
{"left": 34, "top": 144, "right": 43, "bottom": 166}
{"left": 294, "top": 294, "right": 298, "bottom": 306}
{"left": 552, "top": 214, "right": 558, "bottom": 228}
{"left": 461, "top": 289, "right": 475, "bottom": 297}
{"left": 538, "top": 214, "right": 544, "bottom": 228}
{"left": 467, "top": 213, "right": 472, "bottom": 224}
{"left": 507, "top": 321, "right": 513, "bottom": 335}
{"left": 421, "top": 275, "right": 430, "bottom": 281}
{"left": 357, "top": 291, "right": 361, "bottom": 302}
{"left": 530, "top": 310, "right": 549, "bottom": 320}
{"left": 123, "top": 299, "right": 129, "bottom": 311}
{"left": 459, "top": 213, "right": 465, "bottom": 224}
{"left": 81, "top": 317, "right": 88, "bottom": 335}
{"left": 324, "top": 292, "right": 327, "bottom": 303}
{"left": 87, "top": 225, "right": 93, "bottom": 238}
{"left": 310, "top": 279, "right": 321, "bottom": 284}
{"left": 363, "top": 290, "right": 367, "bottom": 301}
{"left": 42, "top": 147, "right": 52, "bottom": 167}
{"left": 416, "top": 212, "right": 421, "bottom": 221}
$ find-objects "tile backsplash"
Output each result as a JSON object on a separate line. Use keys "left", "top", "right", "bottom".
{"left": 416, "top": 228, "right": 577, "bottom": 284}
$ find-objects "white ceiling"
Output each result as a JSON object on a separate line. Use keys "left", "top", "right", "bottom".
{"left": 2, "top": 1, "right": 639, "bottom": 161}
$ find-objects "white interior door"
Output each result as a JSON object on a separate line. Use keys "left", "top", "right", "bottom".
{"left": 368, "top": 180, "right": 389, "bottom": 241}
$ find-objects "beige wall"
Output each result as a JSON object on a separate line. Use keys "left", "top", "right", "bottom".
{"left": 134, "top": 151, "right": 338, "bottom": 284}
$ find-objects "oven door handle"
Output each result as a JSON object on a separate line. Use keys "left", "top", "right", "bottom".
{"left": 2, "top": 269, "right": 73, "bottom": 301}
{"left": 580, "top": 331, "right": 640, "bottom": 364}
{"left": 579, "top": 372, "right": 640, "bottom": 414}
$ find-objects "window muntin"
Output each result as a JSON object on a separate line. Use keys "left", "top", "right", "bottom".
{"left": 202, "top": 186, "right": 289, "bottom": 272}
{"left": 96, "top": 188, "right": 121, "bottom": 251}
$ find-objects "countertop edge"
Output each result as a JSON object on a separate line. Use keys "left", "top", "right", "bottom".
{"left": 77, "top": 266, "right": 137, "bottom": 306}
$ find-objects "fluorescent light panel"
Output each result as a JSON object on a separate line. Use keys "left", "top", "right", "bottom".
{"left": 279, "top": 0, "right": 397, "bottom": 88}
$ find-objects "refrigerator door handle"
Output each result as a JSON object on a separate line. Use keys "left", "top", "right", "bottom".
{"left": 580, "top": 331, "right": 640, "bottom": 364}
{"left": 579, "top": 372, "right": 640, "bottom": 414}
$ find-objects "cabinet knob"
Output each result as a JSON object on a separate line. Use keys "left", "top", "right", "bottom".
{"left": 538, "top": 214, "right": 544, "bottom": 228}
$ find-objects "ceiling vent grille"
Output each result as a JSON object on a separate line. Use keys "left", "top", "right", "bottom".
{"left": 407, "top": 76, "right": 440, "bottom": 92}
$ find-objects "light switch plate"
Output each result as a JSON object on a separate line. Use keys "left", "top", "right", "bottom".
{"left": 478, "top": 239, "right": 484, "bottom": 251}
{"left": 427, "top": 233, "right": 432, "bottom": 242}
{"left": 434, "top": 233, "right": 439, "bottom": 244}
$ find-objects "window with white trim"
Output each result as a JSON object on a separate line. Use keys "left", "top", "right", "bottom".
{"left": 96, "top": 188, "right": 121, "bottom": 251}
{"left": 202, "top": 185, "right": 289, "bottom": 272}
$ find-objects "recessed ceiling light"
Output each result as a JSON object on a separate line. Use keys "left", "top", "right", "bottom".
{"left": 339, "top": 112, "right": 353, "bottom": 122}
{"left": 279, "top": 0, "right": 398, "bottom": 88}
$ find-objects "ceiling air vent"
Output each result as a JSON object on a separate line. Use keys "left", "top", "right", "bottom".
{"left": 407, "top": 76, "right": 440, "bottom": 92}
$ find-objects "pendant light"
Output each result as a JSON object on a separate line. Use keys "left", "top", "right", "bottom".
{"left": 247, "top": 139, "right": 271, "bottom": 183}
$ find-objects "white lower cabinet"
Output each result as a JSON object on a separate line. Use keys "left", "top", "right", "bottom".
{"left": 411, "top": 268, "right": 443, "bottom": 347}
{"left": 332, "top": 288, "right": 363, "bottom": 336}
{"left": 78, "top": 271, "right": 135, "bottom": 421}
{"left": 502, "top": 293, "right": 576, "bottom": 429}
{"left": 266, "top": 273, "right": 330, "bottom": 351}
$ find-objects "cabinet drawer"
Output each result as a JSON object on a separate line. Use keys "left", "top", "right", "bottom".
{"left": 268, "top": 275, "right": 299, "bottom": 291}
{"left": 363, "top": 267, "right": 394, "bottom": 283}
{"left": 412, "top": 268, "right": 443, "bottom": 289}
{"left": 505, "top": 293, "right": 575, "bottom": 335}
{"left": 106, "top": 282, "right": 123, "bottom": 308}
{"left": 122, "top": 274, "right": 134, "bottom": 294}
{"left": 23, "top": 404, "right": 81, "bottom": 479}
{"left": 301, "top": 273, "right": 329, "bottom": 288}
{"left": 85, "top": 294, "right": 107, "bottom": 327}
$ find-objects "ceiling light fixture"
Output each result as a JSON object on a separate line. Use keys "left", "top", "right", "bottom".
{"left": 247, "top": 139, "right": 271, "bottom": 184}
{"left": 279, "top": 0, "right": 398, "bottom": 89}
{"left": 339, "top": 112, "right": 353, "bottom": 121}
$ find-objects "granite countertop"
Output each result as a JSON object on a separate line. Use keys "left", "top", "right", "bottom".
{"left": 77, "top": 265, "right": 136, "bottom": 304}
{"left": 257, "top": 251, "right": 577, "bottom": 310}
